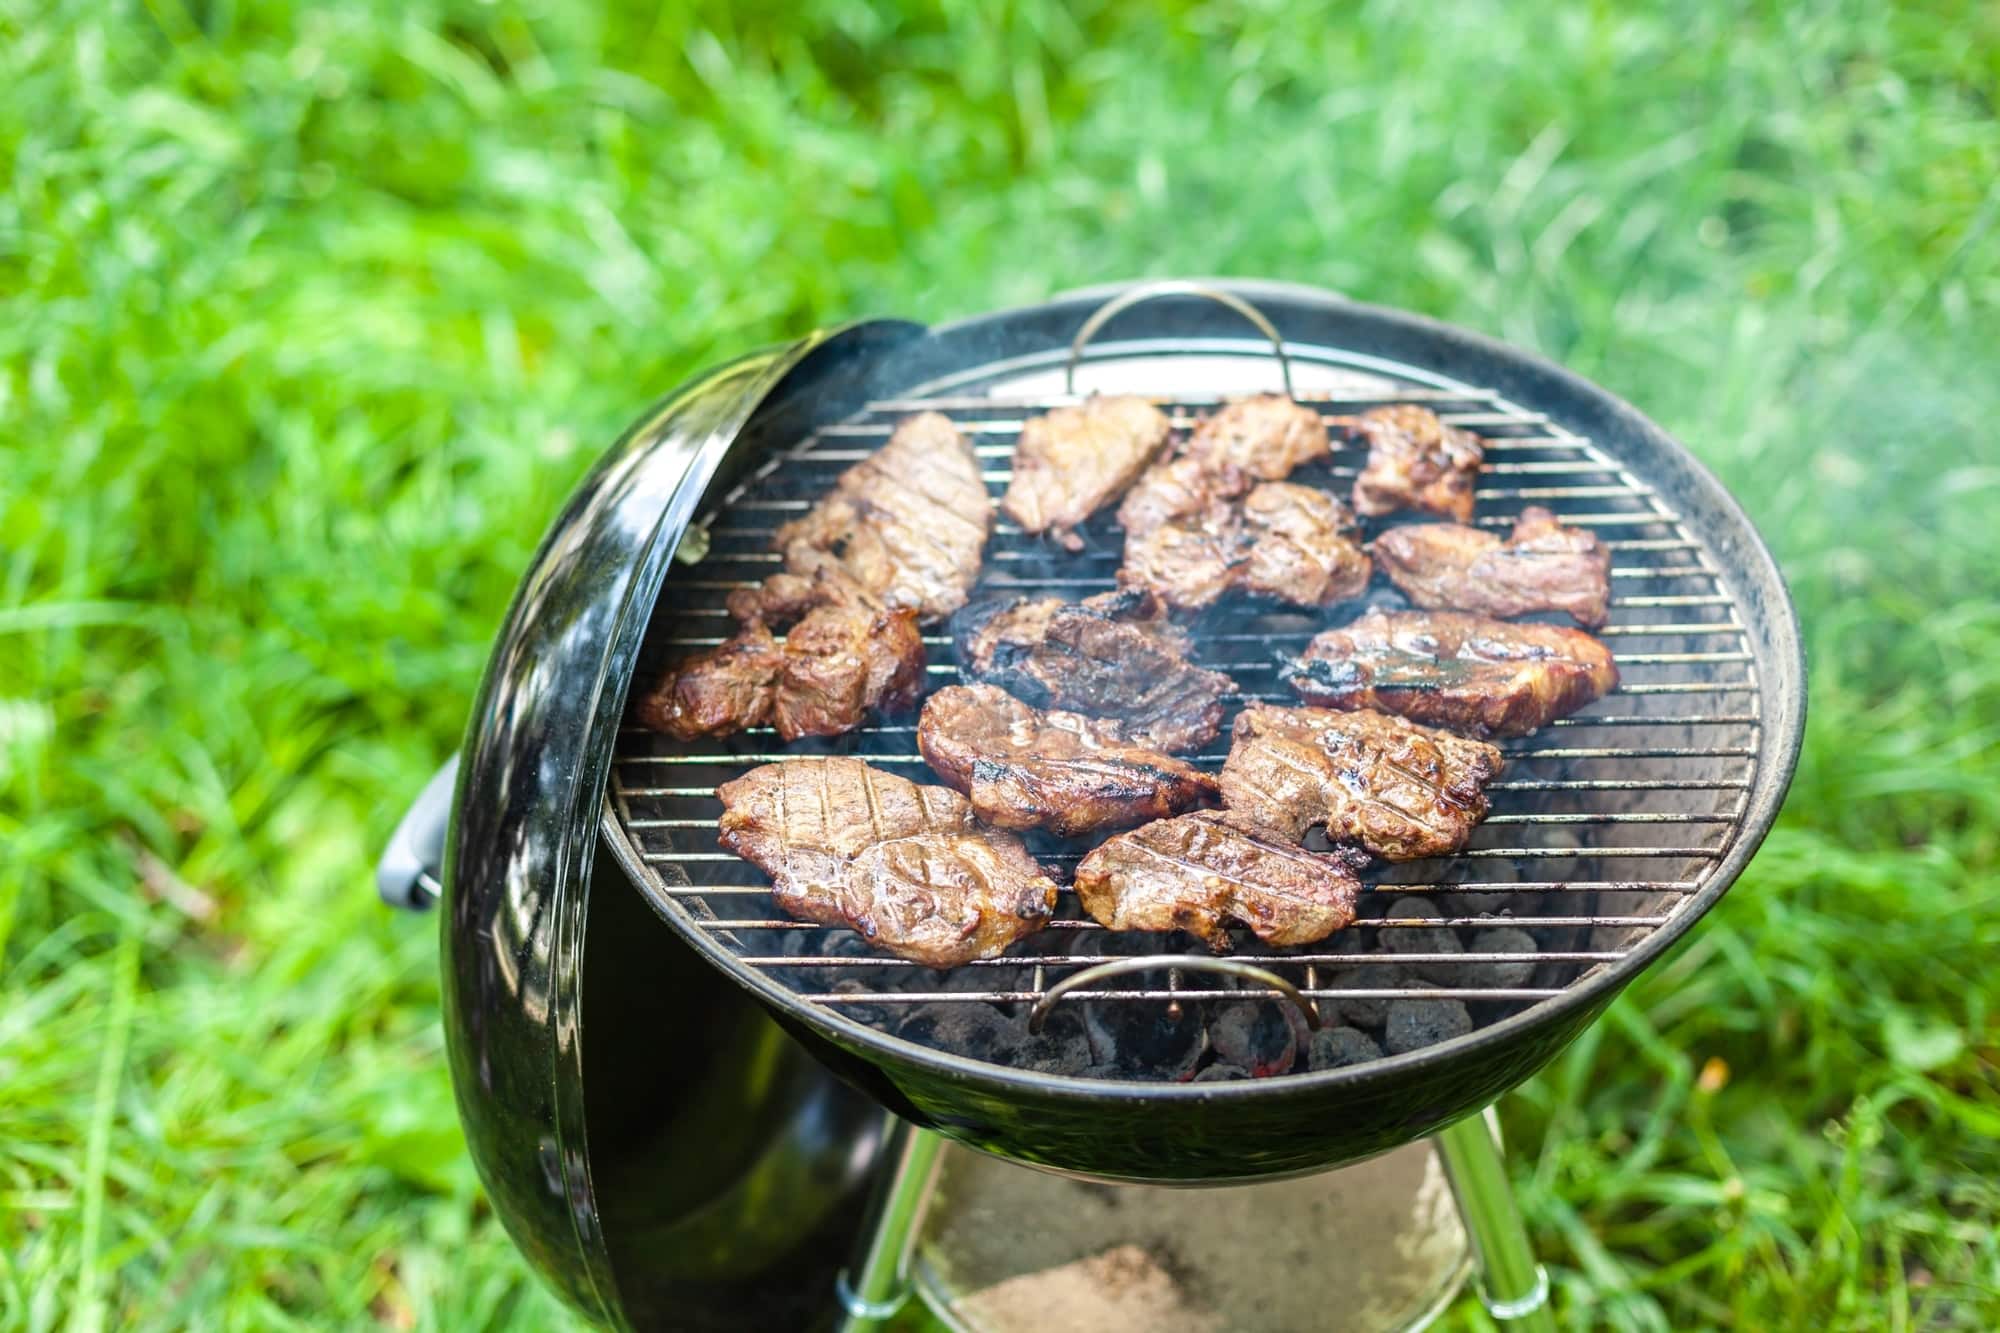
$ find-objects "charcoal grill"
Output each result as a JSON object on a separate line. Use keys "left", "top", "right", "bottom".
{"left": 380, "top": 279, "right": 1803, "bottom": 1331}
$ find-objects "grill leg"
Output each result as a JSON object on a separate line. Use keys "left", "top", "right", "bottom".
{"left": 836, "top": 1120, "right": 946, "bottom": 1332}
{"left": 1435, "top": 1111, "right": 1555, "bottom": 1332}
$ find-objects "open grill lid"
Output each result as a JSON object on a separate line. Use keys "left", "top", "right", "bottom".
{"left": 439, "top": 319, "right": 921, "bottom": 1324}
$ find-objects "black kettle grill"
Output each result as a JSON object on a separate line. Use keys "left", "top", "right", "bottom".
{"left": 378, "top": 279, "right": 1804, "bottom": 1331}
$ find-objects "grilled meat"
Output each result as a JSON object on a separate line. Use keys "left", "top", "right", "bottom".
{"left": 1374, "top": 506, "right": 1612, "bottom": 628}
{"left": 1073, "top": 811, "right": 1362, "bottom": 951}
{"left": 952, "top": 588, "right": 1236, "bottom": 753}
{"left": 917, "top": 684, "right": 1219, "bottom": 837}
{"left": 1114, "top": 394, "right": 1325, "bottom": 537}
{"left": 1239, "top": 483, "right": 1374, "bottom": 607}
{"left": 1349, "top": 405, "right": 1484, "bottom": 522}
{"left": 718, "top": 757, "right": 1058, "bottom": 967}
{"left": 1283, "top": 608, "right": 1618, "bottom": 736}
{"left": 636, "top": 578, "right": 925, "bottom": 742}
{"left": 1118, "top": 482, "right": 1371, "bottom": 612}
{"left": 1002, "top": 395, "right": 1172, "bottom": 550}
{"left": 1181, "top": 394, "right": 1330, "bottom": 480}
{"left": 768, "top": 411, "right": 991, "bottom": 622}
{"left": 1116, "top": 453, "right": 1249, "bottom": 535}
{"left": 1220, "top": 703, "right": 1503, "bottom": 860}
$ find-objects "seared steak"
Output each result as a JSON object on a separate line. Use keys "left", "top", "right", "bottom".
{"left": 636, "top": 577, "right": 925, "bottom": 742}
{"left": 917, "top": 684, "right": 1219, "bottom": 837}
{"left": 1119, "top": 482, "right": 1371, "bottom": 612}
{"left": 952, "top": 588, "right": 1237, "bottom": 753}
{"left": 1283, "top": 608, "right": 1618, "bottom": 736}
{"left": 769, "top": 411, "right": 991, "bottom": 622}
{"left": 1349, "top": 405, "right": 1484, "bottom": 522}
{"left": 1116, "top": 453, "right": 1249, "bottom": 535}
{"left": 1220, "top": 703, "right": 1503, "bottom": 860}
{"left": 1074, "top": 811, "right": 1362, "bottom": 951}
{"left": 1180, "top": 393, "right": 1329, "bottom": 480}
{"left": 1374, "top": 506, "right": 1612, "bottom": 628}
{"left": 717, "top": 757, "right": 1058, "bottom": 967}
{"left": 1003, "top": 395, "right": 1172, "bottom": 550}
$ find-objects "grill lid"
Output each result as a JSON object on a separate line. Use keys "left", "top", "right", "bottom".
{"left": 439, "top": 319, "right": 921, "bottom": 1324}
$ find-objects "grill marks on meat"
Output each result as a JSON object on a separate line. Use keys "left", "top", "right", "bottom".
{"left": 1181, "top": 394, "right": 1330, "bottom": 481}
{"left": 1074, "top": 812, "right": 1361, "bottom": 951}
{"left": 951, "top": 588, "right": 1237, "bottom": 753}
{"left": 1375, "top": 506, "right": 1611, "bottom": 628}
{"left": 1002, "top": 396, "right": 1172, "bottom": 550}
{"left": 1119, "top": 482, "right": 1372, "bottom": 612}
{"left": 1220, "top": 703, "right": 1503, "bottom": 861}
{"left": 1349, "top": 405, "right": 1484, "bottom": 522}
{"left": 1284, "top": 608, "right": 1619, "bottom": 736}
{"left": 635, "top": 575, "right": 925, "bottom": 742}
{"left": 771, "top": 411, "right": 991, "bottom": 622}
{"left": 917, "top": 684, "right": 1219, "bottom": 837}
{"left": 717, "top": 757, "right": 1057, "bottom": 967}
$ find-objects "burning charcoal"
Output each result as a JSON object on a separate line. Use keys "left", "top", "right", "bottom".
{"left": 1378, "top": 896, "right": 1466, "bottom": 983}
{"left": 1207, "top": 1000, "right": 1298, "bottom": 1077}
{"left": 1083, "top": 997, "right": 1209, "bottom": 1082}
{"left": 1319, "top": 960, "right": 1407, "bottom": 1028}
{"left": 1466, "top": 926, "right": 1540, "bottom": 988}
{"left": 1306, "top": 1026, "right": 1383, "bottom": 1071}
{"left": 825, "top": 978, "right": 894, "bottom": 1028}
{"left": 1383, "top": 991, "right": 1474, "bottom": 1055}
{"left": 1193, "top": 1063, "right": 1251, "bottom": 1083}
{"left": 896, "top": 1002, "right": 1018, "bottom": 1063}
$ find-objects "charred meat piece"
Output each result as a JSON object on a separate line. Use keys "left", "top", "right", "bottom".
{"left": 1002, "top": 395, "right": 1172, "bottom": 550}
{"left": 917, "top": 684, "right": 1219, "bottom": 837}
{"left": 1182, "top": 393, "right": 1330, "bottom": 480}
{"left": 1119, "top": 482, "right": 1372, "bottom": 613}
{"left": 770, "top": 411, "right": 991, "bottom": 622}
{"left": 952, "top": 588, "right": 1236, "bottom": 753}
{"left": 1074, "top": 811, "right": 1362, "bottom": 951}
{"left": 635, "top": 581, "right": 925, "bottom": 742}
{"left": 718, "top": 758, "right": 1058, "bottom": 967}
{"left": 1374, "top": 506, "right": 1612, "bottom": 628}
{"left": 1349, "top": 405, "right": 1484, "bottom": 522}
{"left": 1220, "top": 703, "right": 1503, "bottom": 860}
{"left": 1283, "top": 608, "right": 1618, "bottom": 736}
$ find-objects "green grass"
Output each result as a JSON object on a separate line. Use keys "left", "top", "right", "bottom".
{"left": 4, "top": 0, "right": 1998, "bottom": 1328}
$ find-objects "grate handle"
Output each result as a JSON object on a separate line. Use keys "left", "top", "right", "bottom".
{"left": 1066, "top": 279, "right": 1296, "bottom": 398}
{"left": 1026, "top": 955, "right": 1324, "bottom": 1034}
{"left": 376, "top": 755, "right": 458, "bottom": 910}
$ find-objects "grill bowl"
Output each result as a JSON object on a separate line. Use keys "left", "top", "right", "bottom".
{"left": 598, "top": 280, "right": 1805, "bottom": 1183}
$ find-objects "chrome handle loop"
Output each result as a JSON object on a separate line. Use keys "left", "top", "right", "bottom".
{"left": 1025, "top": 955, "right": 1324, "bottom": 1034}
{"left": 1065, "top": 279, "right": 1296, "bottom": 399}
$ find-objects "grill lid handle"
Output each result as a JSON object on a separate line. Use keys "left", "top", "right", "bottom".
{"left": 1026, "top": 954, "right": 1325, "bottom": 1034}
{"left": 375, "top": 755, "right": 458, "bottom": 910}
{"left": 1065, "top": 279, "right": 1296, "bottom": 398}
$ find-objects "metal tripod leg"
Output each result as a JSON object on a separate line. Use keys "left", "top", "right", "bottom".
{"left": 836, "top": 1120, "right": 946, "bottom": 1332}
{"left": 1435, "top": 1112, "right": 1556, "bottom": 1332}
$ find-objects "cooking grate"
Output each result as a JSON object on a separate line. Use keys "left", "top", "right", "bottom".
{"left": 605, "top": 334, "right": 1761, "bottom": 1054}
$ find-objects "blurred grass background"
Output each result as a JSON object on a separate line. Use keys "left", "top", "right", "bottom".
{"left": 4, "top": 0, "right": 1998, "bottom": 1328}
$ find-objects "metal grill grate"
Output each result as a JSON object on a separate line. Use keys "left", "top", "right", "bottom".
{"left": 606, "top": 340, "right": 1761, "bottom": 1053}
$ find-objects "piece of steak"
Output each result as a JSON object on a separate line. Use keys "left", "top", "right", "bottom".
{"left": 1374, "top": 506, "right": 1612, "bottom": 628}
{"left": 635, "top": 577, "right": 925, "bottom": 742}
{"left": 1219, "top": 703, "right": 1504, "bottom": 860}
{"left": 917, "top": 684, "right": 1219, "bottom": 837}
{"left": 1073, "top": 811, "right": 1362, "bottom": 951}
{"left": 1348, "top": 405, "right": 1484, "bottom": 523}
{"left": 1002, "top": 395, "right": 1173, "bottom": 550}
{"left": 1282, "top": 608, "right": 1618, "bottom": 736}
{"left": 952, "top": 588, "right": 1237, "bottom": 753}
{"left": 769, "top": 410, "right": 992, "bottom": 622}
{"left": 1118, "top": 482, "right": 1372, "bottom": 613}
{"left": 716, "top": 757, "right": 1058, "bottom": 967}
